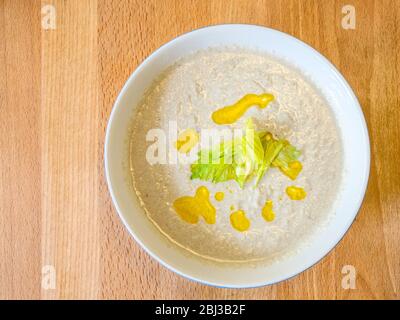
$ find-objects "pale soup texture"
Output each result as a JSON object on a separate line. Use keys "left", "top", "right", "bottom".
{"left": 129, "top": 48, "right": 343, "bottom": 262}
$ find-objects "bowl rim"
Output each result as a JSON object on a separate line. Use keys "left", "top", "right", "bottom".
{"left": 104, "top": 23, "right": 371, "bottom": 288}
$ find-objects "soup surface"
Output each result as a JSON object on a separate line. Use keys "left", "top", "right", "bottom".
{"left": 129, "top": 48, "right": 343, "bottom": 262}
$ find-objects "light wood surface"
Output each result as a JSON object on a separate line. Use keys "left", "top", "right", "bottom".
{"left": 0, "top": 0, "right": 399, "bottom": 299}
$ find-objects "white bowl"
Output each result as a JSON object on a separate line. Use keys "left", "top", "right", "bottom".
{"left": 104, "top": 24, "right": 370, "bottom": 288}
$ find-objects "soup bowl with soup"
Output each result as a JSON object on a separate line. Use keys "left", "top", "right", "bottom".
{"left": 104, "top": 24, "right": 370, "bottom": 288}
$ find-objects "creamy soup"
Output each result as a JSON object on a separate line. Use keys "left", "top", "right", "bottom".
{"left": 129, "top": 48, "right": 343, "bottom": 262}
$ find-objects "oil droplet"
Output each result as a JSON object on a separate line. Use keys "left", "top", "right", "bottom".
{"left": 286, "top": 186, "right": 307, "bottom": 200}
{"left": 211, "top": 93, "right": 274, "bottom": 125}
{"left": 230, "top": 205, "right": 235, "bottom": 211}
{"left": 215, "top": 192, "right": 224, "bottom": 201}
{"left": 278, "top": 160, "right": 303, "bottom": 180}
{"left": 230, "top": 210, "right": 250, "bottom": 232}
{"left": 173, "top": 186, "right": 216, "bottom": 224}
{"left": 262, "top": 200, "right": 275, "bottom": 222}
{"left": 175, "top": 128, "right": 199, "bottom": 153}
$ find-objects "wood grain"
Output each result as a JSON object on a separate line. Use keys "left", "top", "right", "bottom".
{"left": 0, "top": 0, "right": 399, "bottom": 299}
{"left": 41, "top": 0, "right": 99, "bottom": 300}
{"left": 0, "top": 0, "right": 41, "bottom": 299}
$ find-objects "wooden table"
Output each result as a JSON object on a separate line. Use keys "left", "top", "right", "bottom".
{"left": 1, "top": 0, "right": 399, "bottom": 300}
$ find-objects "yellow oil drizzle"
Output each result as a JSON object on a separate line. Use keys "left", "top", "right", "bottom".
{"left": 278, "top": 160, "right": 303, "bottom": 180}
{"left": 215, "top": 192, "right": 224, "bottom": 201}
{"left": 173, "top": 186, "right": 216, "bottom": 224}
{"left": 175, "top": 128, "right": 199, "bottom": 153}
{"left": 230, "top": 210, "right": 250, "bottom": 232}
{"left": 211, "top": 93, "right": 274, "bottom": 125}
{"left": 286, "top": 186, "right": 307, "bottom": 200}
{"left": 262, "top": 200, "right": 275, "bottom": 222}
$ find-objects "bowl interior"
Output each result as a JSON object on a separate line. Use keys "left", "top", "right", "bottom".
{"left": 105, "top": 24, "right": 370, "bottom": 288}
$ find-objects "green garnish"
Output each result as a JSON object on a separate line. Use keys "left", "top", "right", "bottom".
{"left": 190, "top": 119, "right": 262, "bottom": 187}
{"left": 255, "top": 138, "right": 285, "bottom": 184}
{"left": 235, "top": 118, "right": 264, "bottom": 187}
{"left": 190, "top": 118, "right": 302, "bottom": 187}
{"left": 272, "top": 142, "right": 303, "bottom": 180}
{"left": 190, "top": 144, "right": 237, "bottom": 183}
